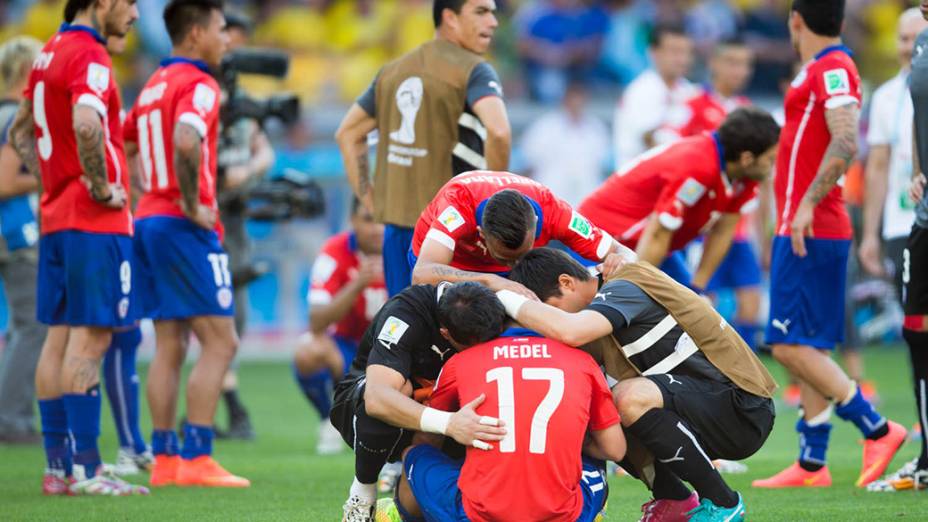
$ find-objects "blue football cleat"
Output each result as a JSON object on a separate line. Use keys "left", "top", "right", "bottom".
{"left": 686, "top": 493, "right": 745, "bottom": 522}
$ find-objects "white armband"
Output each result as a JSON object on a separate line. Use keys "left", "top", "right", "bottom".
{"left": 419, "top": 407, "right": 452, "bottom": 435}
{"left": 496, "top": 290, "right": 528, "bottom": 318}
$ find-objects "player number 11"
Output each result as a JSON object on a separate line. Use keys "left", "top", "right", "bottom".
{"left": 485, "top": 367, "right": 564, "bottom": 454}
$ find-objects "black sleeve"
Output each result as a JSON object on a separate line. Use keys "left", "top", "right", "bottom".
{"left": 585, "top": 280, "right": 651, "bottom": 333}
{"left": 365, "top": 310, "right": 422, "bottom": 380}
{"left": 356, "top": 73, "right": 378, "bottom": 117}
{"left": 466, "top": 62, "right": 503, "bottom": 107}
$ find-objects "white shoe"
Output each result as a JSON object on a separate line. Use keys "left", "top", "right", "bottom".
{"left": 317, "top": 421, "right": 345, "bottom": 455}
{"left": 378, "top": 461, "right": 402, "bottom": 494}
{"left": 70, "top": 466, "right": 150, "bottom": 496}
{"left": 867, "top": 458, "right": 928, "bottom": 492}
{"left": 342, "top": 495, "right": 375, "bottom": 522}
{"left": 110, "top": 448, "right": 154, "bottom": 476}
{"left": 714, "top": 459, "right": 748, "bottom": 474}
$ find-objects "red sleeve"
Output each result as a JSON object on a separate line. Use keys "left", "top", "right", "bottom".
{"left": 123, "top": 105, "right": 138, "bottom": 144}
{"left": 307, "top": 238, "right": 350, "bottom": 306}
{"left": 429, "top": 356, "right": 460, "bottom": 412}
{"left": 424, "top": 188, "right": 475, "bottom": 253}
{"left": 548, "top": 192, "right": 614, "bottom": 261}
{"left": 174, "top": 77, "right": 220, "bottom": 139}
{"left": 725, "top": 182, "right": 759, "bottom": 214}
{"left": 586, "top": 360, "right": 620, "bottom": 430}
{"left": 68, "top": 47, "right": 114, "bottom": 119}
{"left": 810, "top": 60, "right": 861, "bottom": 111}
{"left": 653, "top": 170, "right": 710, "bottom": 231}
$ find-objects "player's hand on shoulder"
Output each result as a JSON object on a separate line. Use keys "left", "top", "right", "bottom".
{"left": 599, "top": 252, "right": 631, "bottom": 280}
{"left": 82, "top": 177, "right": 127, "bottom": 209}
{"left": 911, "top": 173, "right": 926, "bottom": 204}
{"left": 487, "top": 275, "right": 539, "bottom": 301}
{"left": 446, "top": 394, "right": 506, "bottom": 451}
{"left": 183, "top": 203, "right": 217, "bottom": 230}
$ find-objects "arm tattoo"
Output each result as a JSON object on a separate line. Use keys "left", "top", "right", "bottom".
{"left": 431, "top": 265, "right": 481, "bottom": 279}
{"left": 357, "top": 149, "right": 371, "bottom": 195}
{"left": 174, "top": 124, "right": 202, "bottom": 211}
{"left": 73, "top": 110, "right": 108, "bottom": 188}
{"left": 65, "top": 355, "right": 100, "bottom": 392}
{"left": 802, "top": 103, "right": 859, "bottom": 206}
{"left": 9, "top": 100, "right": 41, "bottom": 181}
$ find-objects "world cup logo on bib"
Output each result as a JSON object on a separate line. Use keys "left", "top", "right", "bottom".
{"left": 390, "top": 76, "right": 423, "bottom": 145}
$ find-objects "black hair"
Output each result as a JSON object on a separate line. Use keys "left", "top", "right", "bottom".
{"left": 717, "top": 107, "right": 780, "bottom": 162}
{"left": 481, "top": 189, "right": 535, "bottom": 250}
{"left": 433, "top": 0, "right": 467, "bottom": 28}
{"left": 792, "top": 0, "right": 845, "bottom": 38}
{"left": 438, "top": 282, "right": 507, "bottom": 346}
{"left": 508, "top": 248, "right": 592, "bottom": 302}
{"left": 163, "top": 0, "right": 224, "bottom": 46}
{"left": 714, "top": 36, "right": 748, "bottom": 53}
{"left": 65, "top": 0, "right": 94, "bottom": 23}
{"left": 224, "top": 8, "right": 252, "bottom": 33}
{"left": 648, "top": 23, "right": 688, "bottom": 49}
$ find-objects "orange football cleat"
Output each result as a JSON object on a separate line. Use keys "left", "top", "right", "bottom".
{"left": 150, "top": 454, "right": 180, "bottom": 487}
{"left": 175, "top": 456, "right": 250, "bottom": 488}
{"left": 857, "top": 420, "right": 907, "bottom": 487}
{"left": 751, "top": 462, "right": 832, "bottom": 488}
{"left": 782, "top": 384, "right": 801, "bottom": 408}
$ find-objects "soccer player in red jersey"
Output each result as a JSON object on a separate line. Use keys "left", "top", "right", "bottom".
{"left": 395, "top": 284, "right": 625, "bottom": 522}
{"left": 8, "top": 0, "right": 146, "bottom": 496}
{"left": 410, "top": 170, "right": 633, "bottom": 297}
{"left": 752, "top": 0, "right": 906, "bottom": 489}
{"left": 578, "top": 107, "right": 779, "bottom": 290}
{"left": 293, "top": 198, "right": 387, "bottom": 455}
{"left": 123, "top": 0, "right": 247, "bottom": 488}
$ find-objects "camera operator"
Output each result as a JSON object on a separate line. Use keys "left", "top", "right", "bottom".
{"left": 214, "top": 10, "right": 275, "bottom": 440}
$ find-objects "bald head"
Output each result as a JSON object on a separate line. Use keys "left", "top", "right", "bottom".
{"left": 899, "top": 7, "right": 928, "bottom": 70}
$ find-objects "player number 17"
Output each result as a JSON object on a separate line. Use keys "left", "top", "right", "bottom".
{"left": 485, "top": 367, "right": 564, "bottom": 454}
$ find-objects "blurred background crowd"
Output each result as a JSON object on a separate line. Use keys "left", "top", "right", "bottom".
{"left": 0, "top": 0, "right": 913, "bottom": 354}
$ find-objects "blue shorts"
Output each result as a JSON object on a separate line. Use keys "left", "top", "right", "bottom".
{"left": 134, "top": 216, "right": 235, "bottom": 320}
{"left": 765, "top": 236, "right": 850, "bottom": 349}
{"left": 403, "top": 444, "right": 607, "bottom": 522}
{"left": 707, "top": 240, "right": 762, "bottom": 291}
{"left": 37, "top": 230, "right": 136, "bottom": 327}
{"left": 660, "top": 251, "right": 692, "bottom": 287}
{"left": 333, "top": 334, "right": 358, "bottom": 373}
{"left": 384, "top": 224, "right": 414, "bottom": 297}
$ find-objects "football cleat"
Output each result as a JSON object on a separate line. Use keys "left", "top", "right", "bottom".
{"left": 317, "top": 421, "right": 345, "bottom": 455}
{"left": 175, "top": 456, "right": 250, "bottom": 488}
{"left": 150, "top": 454, "right": 180, "bottom": 486}
{"left": 783, "top": 384, "right": 801, "bottom": 408}
{"left": 70, "top": 467, "right": 149, "bottom": 496}
{"left": 639, "top": 492, "right": 699, "bottom": 522}
{"left": 110, "top": 447, "right": 154, "bottom": 476}
{"left": 342, "top": 495, "right": 375, "bottom": 522}
{"left": 42, "top": 469, "right": 73, "bottom": 496}
{"left": 686, "top": 493, "right": 745, "bottom": 522}
{"left": 866, "top": 458, "right": 928, "bottom": 492}
{"left": 373, "top": 498, "right": 402, "bottom": 522}
{"left": 377, "top": 461, "right": 402, "bottom": 494}
{"left": 751, "top": 462, "right": 832, "bottom": 488}
{"left": 857, "top": 420, "right": 907, "bottom": 487}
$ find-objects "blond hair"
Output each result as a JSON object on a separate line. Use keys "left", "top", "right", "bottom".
{"left": 0, "top": 36, "right": 42, "bottom": 93}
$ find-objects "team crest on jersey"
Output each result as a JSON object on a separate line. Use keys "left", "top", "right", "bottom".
{"left": 311, "top": 254, "right": 338, "bottom": 284}
{"left": 438, "top": 206, "right": 465, "bottom": 232}
{"left": 86, "top": 62, "right": 110, "bottom": 95}
{"left": 569, "top": 212, "right": 593, "bottom": 239}
{"left": 193, "top": 83, "right": 216, "bottom": 114}
{"left": 217, "top": 287, "right": 233, "bottom": 309}
{"left": 676, "top": 178, "right": 707, "bottom": 207}
{"left": 823, "top": 68, "right": 850, "bottom": 95}
{"left": 378, "top": 316, "right": 409, "bottom": 349}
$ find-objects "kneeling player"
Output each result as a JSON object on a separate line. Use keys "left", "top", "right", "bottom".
{"left": 332, "top": 282, "right": 510, "bottom": 521}
{"left": 294, "top": 198, "right": 386, "bottom": 454}
{"left": 502, "top": 248, "right": 777, "bottom": 522}
{"left": 125, "top": 1, "right": 247, "bottom": 487}
{"left": 395, "top": 297, "right": 626, "bottom": 522}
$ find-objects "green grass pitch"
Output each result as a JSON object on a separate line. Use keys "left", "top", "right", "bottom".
{"left": 2, "top": 347, "right": 928, "bottom": 520}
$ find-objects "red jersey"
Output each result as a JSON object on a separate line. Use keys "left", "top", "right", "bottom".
{"left": 307, "top": 232, "right": 387, "bottom": 342}
{"left": 26, "top": 24, "right": 131, "bottom": 236}
{"left": 411, "top": 171, "right": 614, "bottom": 273}
{"left": 429, "top": 330, "right": 619, "bottom": 522}
{"left": 774, "top": 45, "right": 859, "bottom": 239}
{"left": 126, "top": 58, "right": 223, "bottom": 237}
{"left": 579, "top": 134, "right": 758, "bottom": 252}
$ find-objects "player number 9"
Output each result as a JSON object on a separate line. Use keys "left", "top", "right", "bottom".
{"left": 119, "top": 260, "right": 132, "bottom": 295}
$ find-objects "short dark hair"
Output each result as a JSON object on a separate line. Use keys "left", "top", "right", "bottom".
{"left": 163, "top": 0, "right": 224, "bottom": 46}
{"left": 792, "top": 0, "right": 845, "bottom": 37}
{"left": 65, "top": 0, "right": 93, "bottom": 23}
{"left": 509, "top": 248, "right": 592, "bottom": 302}
{"left": 717, "top": 107, "right": 780, "bottom": 162}
{"left": 438, "top": 282, "right": 507, "bottom": 346}
{"left": 714, "top": 36, "right": 748, "bottom": 54}
{"left": 224, "top": 8, "right": 252, "bottom": 33}
{"left": 482, "top": 189, "right": 535, "bottom": 250}
{"left": 648, "top": 23, "right": 688, "bottom": 49}
{"left": 433, "top": 0, "right": 467, "bottom": 28}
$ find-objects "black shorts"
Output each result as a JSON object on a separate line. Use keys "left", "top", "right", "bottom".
{"left": 904, "top": 224, "right": 928, "bottom": 316}
{"left": 330, "top": 376, "right": 413, "bottom": 464}
{"left": 647, "top": 374, "right": 776, "bottom": 461}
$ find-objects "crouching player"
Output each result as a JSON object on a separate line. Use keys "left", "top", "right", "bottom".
{"left": 293, "top": 198, "right": 387, "bottom": 454}
{"left": 124, "top": 0, "right": 247, "bottom": 487}
{"left": 396, "top": 293, "right": 626, "bottom": 522}
{"left": 501, "top": 248, "right": 777, "bottom": 522}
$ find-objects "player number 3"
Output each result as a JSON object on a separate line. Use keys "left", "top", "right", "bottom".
{"left": 486, "top": 367, "right": 565, "bottom": 454}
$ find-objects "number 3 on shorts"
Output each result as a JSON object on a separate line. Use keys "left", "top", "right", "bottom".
{"left": 207, "top": 253, "right": 232, "bottom": 288}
